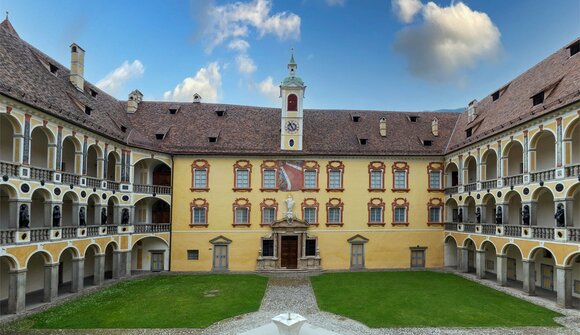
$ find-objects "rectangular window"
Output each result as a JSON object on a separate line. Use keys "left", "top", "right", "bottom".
{"left": 328, "top": 170, "right": 342, "bottom": 189}
{"left": 394, "top": 207, "right": 406, "bottom": 223}
{"left": 429, "top": 207, "right": 441, "bottom": 223}
{"left": 304, "top": 207, "right": 317, "bottom": 224}
{"left": 263, "top": 169, "right": 276, "bottom": 189}
{"left": 235, "top": 207, "right": 249, "bottom": 224}
{"left": 532, "top": 91, "right": 544, "bottom": 106}
{"left": 262, "top": 239, "right": 274, "bottom": 257}
{"left": 328, "top": 207, "right": 341, "bottom": 223}
{"left": 429, "top": 171, "right": 441, "bottom": 190}
{"left": 411, "top": 249, "right": 425, "bottom": 268}
{"left": 370, "top": 170, "right": 383, "bottom": 189}
{"left": 187, "top": 250, "right": 199, "bottom": 260}
{"left": 394, "top": 170, "right": 407, "bottom": 189}
{"left": 369, "top": 207, "right": 382, "bottom": 223}
{"left": 192, "top": 208, "right": 206, "bottom": 224}
{"left": 262, "top": 207, "right": 276, "bottom": 224}
{"left": 304, "top": 170, "right": 317, "bottom": 189}
{"left": 194, "top": 169, "right": 207, "bottom": 189}
{"left": 236, "top": 169, "right": 250, "bottom": 188}
{"left": 305, "top": 239, "right": 316, "bottom": 256}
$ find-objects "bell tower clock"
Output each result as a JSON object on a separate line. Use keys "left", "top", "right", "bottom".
{"left": 280, "top": 50, "right": 305, "bottom": 151}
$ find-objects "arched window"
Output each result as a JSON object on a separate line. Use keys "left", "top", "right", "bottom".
{"left": 287, "top": 94, "right": 297, "bottom": 111}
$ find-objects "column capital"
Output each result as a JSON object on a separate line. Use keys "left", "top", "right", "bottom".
{"left": 44, "top": 262, "right": 59, "bottom": 268}
{"left": 8, "top": 268, "right": 27, "bottom": 274}
{"left": 496, "top": 254, "right": 507, "bottom": 259}
{"left": 556, "top": 265, "right": 573, "bottom": 271}
{"left": 522, "top": 259, "right": 535, "bottom": 264}
{"left": 72, "top": 257, "right": 85, "bottom": 262}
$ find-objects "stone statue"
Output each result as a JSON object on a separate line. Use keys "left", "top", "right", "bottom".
{"left": 475, "top": 207, "right": 481, "bottom": 224}
{"left": 121, "top": 208, "right": 130, "bottom": 225}
{"left": 101, "top": 208, "right": 107, "bottom": 225}
{"left": 555, "top": 203, "right": 565, "bottom": 227}
{"left": 52, "top": 205, "right": 61, "bottom": 227}
{"left": 285, "top": 195, "right": 295, "bottom": 219}
{"left": 457, "top": 208, "right": 463, "bottom": 223}
{"left": 495, "top": 206, "right": 503, "bottom": 225}
{"left": 522, "top": 205, "right": 530, "bottom": 225}
{"left": 19, "top": 204, "right": 30, "bottom": 228}
{"left": 79, "top": 207, "right": 86, "bottom": 226}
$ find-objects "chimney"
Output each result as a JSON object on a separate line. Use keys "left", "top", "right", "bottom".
{"left": 467, "top": 99, "right": 478, "bottom": 123}
{"left": 379, "top": 117, "right": 387, "bottom": 137}
{"left": 70, "top": 43, "right": 85, "bottom": 91}
{"left": 432, "top": 117, "right": 439, "bottom": 137}
{"left": 127, "top": 90, "right": 143, "bottom": 114}
{"left": 193, "top": 93, "right": 202, "bottom": 103}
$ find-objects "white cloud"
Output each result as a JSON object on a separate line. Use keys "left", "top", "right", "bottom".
{"left": 202, "top": 0, "right": 300, "bottom": 53}
{"left": 393, "top": 1, "right": 501, "bottom": 81}
{"left": 96, "top": 60, "right": 144, "bottom": 95}
{"left": 228, "top": 39, "right": 251, "bottom": 52}
{"left": 325, "top": 0, "right": 346, "bottom": 6}
{"left": 163, "top": 62, "right": 222, "bottom": 102}
{"left": 236, "top": 53, "right": 257, "bottom": 74}
{"left": 391, "top": 0, "right": 422, "bottom": 23}
{"left": 258, "top": 76, "right": 279, "bottom": 103}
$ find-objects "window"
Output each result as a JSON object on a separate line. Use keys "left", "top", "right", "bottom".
{"left": 120, "top": 125, "right": 127, "bottom": 133}
{"left": 193, "top": 208, "right": 207, "bottom": 224}
{"left": 328, "top": 208, "right": 341, "bottom": 223}
{"left": 328, "top": 170, "right": 341, "bottom": 189}
{"left": 370, "top": 207, "right": 382, "bottom": 223}
{"left": 304, "top": 207, "right": 317, "bottom": 224}
{"left": 236, "top": 169, "right": 250, "bottom": 188}
{"left": 190, "top": 198, "right": 209, "bottom": 226}
{"left": 326, "top": 161, "right": 345, "bottom": 192}
{"left": 392, "top": 162, "right": 409, "bottom": 191}
{"left": 491, "top": 90, "right": 500, "bottom": 101}
{"left": 262, "top": 207, "right": 276, "bottom": 224}
{"left": 305, "top": 239, "right": 316, "bottom": 257}
{"left": 394, "top": 171, "right": 407, "bottom": 189}
{"left": 49, "top": 63, "right": 58, "bottom": 74}
{"left": 84, "top": 106, "right": 92, "bottom": 115}
{"left": 568, "top": 41, "right": 579, "bottom": 57}
{"left": 486, "top": 259, "right": 495, "bottom": 271}
{"left": 216, "top": 110, "right": 225, "bottom": 117}
{"left": 235, "top": 208, "right": 249, "bottom": 224}
{"left": 466, "top": 128, "right": 472, "bottom": 138}
{"left": 359, "top": 138, "right": 368, "bottom": 145}
{"left": 191, "top": 160, "right": 210, "bottom": 191}
{"left": 392, "top": 198, "right": 409, "bottom": 225}
{"left": 89, "top": 89, "right": 98, "bottom": 98}
{"left": 169, "top": 108, "right": 178, "bottom": 114}
{"left": 233, "top": 198, "right": 251, "bottom": 226}
{"left": 532, "top": 91, "right": 544, "bottom": 106}
{"left": 410, "top": 248, "right": 426, "bottom": 268}
{"left": 262, "top": 169, "right": 277, "bottom": 189}
{"left": 208, "top": 137, "right": 217, "bottom": 143}
{"left": 367, "top": 198, "right": 385, "bottom": 225}
{"left": 326, "top": 198, "right": 343, "bottom": 225}
{"left": 422, "top": 140, "right": 432, "bottom": 146}
{"left": 287, "top": 94, "right": 298, "bottom": 111}
{"left": 394, "top": 207, "right": 406, "bottom": 223}
{"left": 304, "top": 169, "right": 318, "bottom": 189}
{"left": 262, "top": 239, "right": 274, "bottom": 257}
{"left": 352, "top": 115, "right": 360, "bottom": 122}
{"left": 187, "top": 250, "right": 199, "bottom": 260}
{"left": 409, "top": 116, "right": 418, "bottom": 122}
{"left": 429, "top": 170, "right": 442, "bottom": 190}
{"left": 370, "top": 170, "right": 383, "bottom": 190}
{"left": 233, "top": 160, "right": 252, "bottom": 191}
{"left": 429, "top": 207, "right": 441, "bottom": 223}
{"left": 155, "top": 133, "right": 165, "bottom": 140}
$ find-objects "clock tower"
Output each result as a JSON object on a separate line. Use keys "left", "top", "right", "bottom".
{"left": 280, "top": 50, "right": 305, "bottom": 151}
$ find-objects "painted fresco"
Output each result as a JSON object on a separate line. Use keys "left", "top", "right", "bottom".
{"left": 278, "top": 160, "right": 304, "bottom": 191}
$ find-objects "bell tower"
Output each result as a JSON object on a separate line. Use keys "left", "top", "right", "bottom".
{"left": 280, "top": 50, "right": 305, "bottom": 151}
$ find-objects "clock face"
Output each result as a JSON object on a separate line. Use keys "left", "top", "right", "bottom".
{"left": 285, "top": 121, "right": 299, "bottom": 133}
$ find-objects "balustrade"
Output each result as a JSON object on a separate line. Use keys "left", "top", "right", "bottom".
{"left": 86, "top": 177, "right": 101, "bottom": 188}
{"left": 481, "top": 224, "right": 496, "bottom": 235}
{"left": 29, "top": 228, "right": 50, "bottom": 242}
{"left": 565, "top": 164, "right": 580, "bottom": 178}
{"left": 532, "top": 227, "right": 555, "bottom": 240}
{"left": 61, "top": 172, "right": 80, "bottom": 185}
{"left": 0, "top": 161, "right": 19, "bottom": 176}
{"left": 133, "top": 184, "right": 171, "bottom": 195}
{"left": 445, "top": 186, "right": 458, "bottom": 195}
{"left": 503, "top": 174, "right": 523, "bottom": 187}
{"left": 444, "top": 223, "right": 458, "bottom": 231}
{"left": 29, "top": 166, "right": 54, "bottom": 182}
{"left": 106, "top": 180, "right": 120, "bottom": 191}
{"left": 504, "top": 225, "right": 522, "bottom": 237}
{"left": 464, "top": 183, "right": 477, "bottom": 192}
{"left": 134, "top": 223, "right": 171, "bottom": 233}
{"left": 87, "top": 225, "right": 101, "bottom": 237}
{"left": 530, "top": 169, "right": 556, "bottom": 182}
{"left": 463, "top": 223, "right": 476, "bottom": 233}
{"left": 62, "top": 227, "right": 77, "bottom": 239}
{"left": 0, "top": 229, "right": 16, "bottom": 245}
{"left": 481, "top": 180, "right": 496, "bottom": 190}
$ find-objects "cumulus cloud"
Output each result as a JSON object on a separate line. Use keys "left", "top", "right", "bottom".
{"left": 236, "top": 54, "right": 257, "bottom": 74}
{"left": 202, "top": 0, "right": 300, "bottom": 53}
{"left": 392, "top": 0, "right": 422, "bottom": 23}
{"left": 163, "top": 62, "right": 222, "bottom": 102}
{"left": 96, "top": 60, "right": 144, "bottom": 95}
{"left": 258, "top": 76, "right": 279, "bottom": 103}
{"left": 393, "top": 1, "right": 501, "bottom": 81}
{"left": 228, "top": 39, "right": 251, "bottom": 52}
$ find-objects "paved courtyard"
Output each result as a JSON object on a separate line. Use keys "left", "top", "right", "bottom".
{"left": 2, "top": 271, "right": 580, "bottom": 335}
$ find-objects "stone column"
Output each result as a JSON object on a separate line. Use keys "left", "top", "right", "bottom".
{"left": 458, "top": 247, "right": 469, "bottom": 273}
{"left": 7, "top": 199, "right": 21, "bottom": 229}
{"left": 496, "top": 255, "right": 507, "bottom": 286}
{"left": 7, "top": 269, "right": 26, "bottom": 314}
{"left": 71, "top": 258, "right": 84, "bottom": 293}
{"left": 475, "top": 250, "right": 486, "bottom": 279}
{"left": 522, "top": 260, "right": 536, "bottom": 295}
{"left": 44, "top": 263, "right": 59, "bottom": 302}
{"left": 94, "top": 254, "right": 105, "bottom": 286}
{"left": 112, "top": 251, "right": 121, "bottom": 279}
{"left": 563, "top": 198, "right": 574, "bottom": 227}
{"left": 556, "top": 266, "right": 573, "bottom": 308}
{"left": 122, "top": 251, "right": 132, "bottom": 277}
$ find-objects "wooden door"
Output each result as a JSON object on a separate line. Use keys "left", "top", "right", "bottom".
{"left": 152, "top": 201, "right": 170, "bottom": 223}
{"left": 150, "top": 252, "right": 164, "bottom": 272}
{"left": 507, "top": 258, "right": 517, "bottom": 280}
{"left": 541, "top": 264, "right": 554, "bottom": 290}
{"left": 136, "top": 248, "right": 142, "bottom": 270}
{"left": 213, "top": 245, "right": 228, "bottom": 271}
{"left": 351, "top": 244, "right": 364, "bottom": 269}
{"left": 153, "top": 165, "right": 171, "bottom": 186}
{"left": 281, "top": 236, "right": 298, "bottom": 269}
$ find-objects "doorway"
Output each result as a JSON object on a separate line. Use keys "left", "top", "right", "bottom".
{"left": 150, "top": 251, "right": 164, "bottom": 272}
{"left": 281, "top": 236, "right": 298, "bottom": 269}
{"left": 213, "top": 245, "right": 228, "bottom": 271}
{"left": 541, "top": 264, "right": 554, "bottom": 291}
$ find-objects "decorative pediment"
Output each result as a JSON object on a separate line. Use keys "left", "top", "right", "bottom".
{"left": 209, "top": 235, "right": 232, "bottom": 245}
{"left": 347, "top": 234, "right": 369, "bottom": 244}
{"left": 271, "top": 217, "right": 310, "bottom": 229}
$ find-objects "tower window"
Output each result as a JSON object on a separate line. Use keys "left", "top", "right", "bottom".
{"left": 532, "top": 91, "right": 544, "bottom": 106}
{"left": 289, "top": 139, "right": 295, "bottom": 147}
{"left": 287, "top": 94, "right": 298, "bottom": 112}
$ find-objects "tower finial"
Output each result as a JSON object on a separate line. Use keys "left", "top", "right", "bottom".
{"left": 289, "top": 48, "right": 296, "bottom": 65}
{"left": 5, "top": 11, "right": 8, "bottom": 20}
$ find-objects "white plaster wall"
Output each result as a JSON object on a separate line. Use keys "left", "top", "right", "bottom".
{"left": 26, "top": 255, "right": 45, "bottom": 293}
{"left": 485, "top": 152, "right": 497, "bottom": 180}
{"left": 537, "top": 191, "right": 555, "bottom": 227}
{"left": 0, "top": 118, "right": 13, "bottom": 162}
{"left": 30, "top": 129, "right": 48, "bottom": 168}
{"left": 444, "top": 242, "right": 457, "bottom": 267}
{"left": 507, "top": 144, "right": 523, "bottom": 176}
{"left": 536, "top": 133, "right": 556, "bottom": 171}
{"left": 61, "top": 139, "right": 76, "bottom": 173}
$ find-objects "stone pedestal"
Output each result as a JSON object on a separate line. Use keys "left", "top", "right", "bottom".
{"left": 272, "top": 313, "right": 307, "bottom": 335}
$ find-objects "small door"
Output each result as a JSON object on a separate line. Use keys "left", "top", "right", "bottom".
{"left": 153, "top": 165, "right": 171, "bottom": 186}
{"left": 213, "top": 245, "right": 228, "bottom": 271}
{"left": 136, "top": 248, "right": 143, "bottom": 270}
{"left": 541, "top": 264, "right": 554, "bottom": 291}
{"left": 150, "top": 252, "right": 164, "bottom": 272}
{"left": 507, "top": 257, "right": 517, "bottom": 280}
{"left": 281, "top": 236, "right": 298, "bottom": 269}
{"left": 351, "top": 244, "right": 364, "bottom": 269}
{"left": 467, "top": 250, "right": 475, "bottom": 272}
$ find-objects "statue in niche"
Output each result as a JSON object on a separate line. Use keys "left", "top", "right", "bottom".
{"left": 19, "top": 204, "right": 30, "bottom": 228}
{"left": 457, "top": 208, "right": 463, "bottom": 223}
{"left": 121, "top": 208, "right": 130, "bottom": 225}
{"left": 475, "top": 207, "right": 481, "bottom": 224}
{"left": 101, "top": 208, "right": 107, "bottom": 225}
{"left": 495, "top": 206, "right": 503, "bottom": 225}
{"left": 285, "top": 195, "right": 295, "bottom": 219}
{"left": 79, "top": 207, "right": 86, "bottom": 226}
{"left": 52, "top": 206, "right": 61, "bottom": 227}
{"left": 522, "top": 205, "right": 530, "bottom": 225}
{"left": 555, "top": 203, "right": 565, "bottom": 227}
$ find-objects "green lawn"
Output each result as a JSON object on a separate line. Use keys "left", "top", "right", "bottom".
{"left": 13, "top": 274, "right": 268, "bottom": 329}
{"left": 310, "top": 271, "right": 562, "bottom": 328}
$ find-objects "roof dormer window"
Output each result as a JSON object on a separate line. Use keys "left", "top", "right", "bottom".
{"left": 169, "top": 108, "right": 178, "bottom": 115}
{"left": 351, "top": 115, "right": 360, "bottom": 122}
{"left": 89, "top": 89, "right": 98, "bottom": 98}
{"left": 120, "top": 126, "right": 127, "bottom": 133}
{"left": 216, "top": 110, "right": 225, "bottom": 117}
{"left": 49, "top": 63, "right": 58, "bottom": 75}
{"left": 491, "top": 90, "right": 500, "bottom": 101}
{"left": 359, "top": 138, "right": 368, "bottom": 145}
{"left": 532, "top": 91, "right": 544, "bottom": 106}
{"left": 408, "top": 116, "right": 418, "bottom": 122}
{"left": 84, "top": 106, "right": 92, "bottom": 115}
{"left": 155, "top": 133, "right": 165, "bottom": 140}
{"left": 422, "top": 139, "right": 433, "bottom": 146}
{"left": 208, "top": 137, "right": 218, "bottom": 143}
{"left": 568, "top": 40, "right": 579, "bottom": 57}
{"left": 466, "top": 128, "right": 472, "bottom": 138}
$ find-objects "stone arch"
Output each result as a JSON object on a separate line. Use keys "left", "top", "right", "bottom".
{"left": 30, "top": 125, "right": 56, "bottom": 169}
{"left": 83, "top": 243, "right": 102, "bottom": 256}
{"left": 503, "top": 140, "right": 524, "bottom": 177}
{"left": 463, "top": 196, "right": 476, "bottom": 223}
{"left": 444, "top": 235, "right": 458, "bottom": 268}
{"left": 444, "top": 234, "right": 457, "bottom": 245}
{"left": 0, "top": 254, "right": 20, "bottom": 270}
{"left": 529, "top": 246, "right": 558, "bottom": 263}
{"left": 565, "top": 117, "right": 580, "bottom": 165}
{"left": 501, "top": 243, "right": 524, "bottom": 257}
{"left": 56, "top": 245, "right": 81, "bottom": 261}
{"left": 505, "top": 190, "right": 523, "bottom": 225}
{"left": 0, "top": 112, "right": 23, "bottom": 134}
{"left": 61, "top": 135, "right": 82, "bottom": 173}
{"left": 0, "top": 113, "right": 21, "bottom": 162}
{"left": 445, "top": 162, "right": 459, "bottom": 187}
{"left": 445, "top": 198, "right": 458, "bottom": 222}
{"left": 480, "top": 239, "right": 497, "bottom": 253}
{"left": 533, "top": 187, "right": 555, "bottom": 227}
{"left": 86, "top": 144, "right": 103, "bottom": 178}
{"left": 530, "top": 130, "right": 556, "bottom": 172}
{"left": 30, "top": 188, "right": 52, "bottom": 228}
{"left": 0, "top": 184, "right": 18, "bottom": 230}
{"left": 104, "top": 240, "right": 119, "bottom": 252}
{"left": 481, "top": 148, "right": 498, "bottom": 180}
{"left": 106, "top": 151, "right": 121, "bottom": 181}
{"left": 24, "top": 250, "right": 53, "bottom": 268}
{"left": 131, "top": 234, "right": 169, "bottom": 249}
{"left": 463, "top": 155, "right": 478, "bottom": 184}
{"left": 462, "top": 237, "right": 476, "bottom": 248}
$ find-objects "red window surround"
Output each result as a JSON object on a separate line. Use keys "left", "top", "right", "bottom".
{"left": 301, "top": 197, "right": 320, "bottom": 225}
{"left": 233, "top": 160, "right": 253, "bottom": 192}
{"left": 232, "top": 198, "right": 251, "bottom": 227}
{"left": 391, "top": 161, "right": 410, "bottom": 192}
{"left": 189, "top": 198, "right": 209, "bottom": 227}
{"left": 326, "top": 197, "right": 344, "bottom": 227}
{"left": 260, "top": 160, "right": 279, "bottom": 192}
{"left": 260, "top": 198, "right": 278, "bottom": 226}
{"left": 190, "top": 159, "right": 210, "bottom": 192}
{"left": 391, "top": 197, "right": 410, "bottom": 226}
{"left": 326, "top": 160, "right": 345, "bottom": 192}
{"left": 367, "top": 197, "right": 386, "bottom": 226}
{"left": 368, "top": 161, "right": 386, "bottom": 192}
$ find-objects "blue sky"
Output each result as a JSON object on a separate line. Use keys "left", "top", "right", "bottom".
{"left": 0, "top": 0, "right": 578, "bottom": 111}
